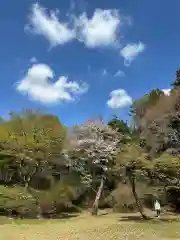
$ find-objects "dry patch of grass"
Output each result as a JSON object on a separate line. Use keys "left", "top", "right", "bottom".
{"left": 0, "top": 212, "right": 179, "bottom": 239}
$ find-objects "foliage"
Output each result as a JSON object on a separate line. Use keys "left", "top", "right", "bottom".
{"left": 1, "top": 70, "right": 180, "bottom": 220}
{"left": 108, "top": 116, "right": 132, "bottom": 144}
{"left": 67, "top": 119, "right": 121, "bottom": 185}
{"left": 0, "top": 185, "right": 37, "bottom": 217}
{"left": 171, "top": 69, "right": 180, "bottom": 89}
{"left": 116, "top": 144, "right": 153, "bottom": 174}
{"left": 130, "top": 88, "right": 164, "bottom": 130}
{"left": 116, "top": 144, "right": 154, "bottom": 219}
{"left": 0, "top": 110, "right": 67, "bottom": 189}
{"left": 111, "top": 183, "right": 136, "bottom": 212}
{"left": 166, "top": 186, "right": 180, "bottom": 210}
{"left": 154, "top": 153, "right": 180, "bottom": 183}
{"left": 66, "top": 119, "right": 121, "bottom": 215}
{"left": 108, "top": 116, "right": 130, "bottom": 134}
{"left": 141, "top": 89, "right": 180, "bottom": 156}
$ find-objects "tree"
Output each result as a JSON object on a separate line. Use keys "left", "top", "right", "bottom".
{"left": 0, "top": 111, "right": 67, "bottom": 218}
{"left": 171, "top": 69, "right": 180, "bottom": 89}
{"left": 151, "top": 152, "right": 180, "bottom": 210}
{"left": 140, "top": 88, "right": 180, "bottom": 157}
{"left": 130, "top": 89, "right": 164, "bottom": 131}
{"left": 0, "top": 111, "right": 67, "bottom": 190}
{"left": 136, "top": 71, "right": 180, "bottom": 156}
{"left": 116, "top": 144, "right": 153, "bottom": 219}
{"left": 153, "top": 153, "right": 180, "bottom": 184}
{"left": 67, "top": 119, "right": 121, "bottom": 215}
{"left": 108, "top": 116, "right": 130, "bottom": 135}
{"left": 108, "top": 116, "right": 132, "bottom": 144}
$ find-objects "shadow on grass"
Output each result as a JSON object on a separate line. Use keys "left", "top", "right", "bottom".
{"left": 52, "top": 213, "right": 79, "bottom": 219}
{"left": 0, "top": 213, "right": 80, "bottom": 225}
{"left": 98, "top": 213, "right": 109, "bottom": 216}
{"left": 118, "top": 215, "right": 180, "bottom": 224}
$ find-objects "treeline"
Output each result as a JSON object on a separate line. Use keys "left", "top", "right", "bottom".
{"left": 0, "top": 70, "right": 180, "bottom": 219}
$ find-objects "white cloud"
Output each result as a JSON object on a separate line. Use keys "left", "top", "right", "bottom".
{"left": 107, "top": 89, "right": 132, "bottom": 109}
{"left": 26, "top": 4, "right": 124, "bottom": 49}
{"left": 25, "top": 2, "right": 146, "bottom": 70}
{"left": 75, "top": 9, "right": 121, "bottom": 48}
{"left": 120, "top": 42, "right": 145, "bottom": 66}
{"left": 102, "top": 69, "right": 124, "bottom": 77}
{"left": 26, "top": 3, "right": 75, "bottom": 47}
{"left": 162, "top": 88, "right": 171, "bottom": 96}
{"left": 114, "top": 70, "right": 125, "bottom": 77}
{"left": 30, "top": 57, "right": 38, "bottom": 63}
{"left": 16, "top": 64, "right": 88, "bottom": 104}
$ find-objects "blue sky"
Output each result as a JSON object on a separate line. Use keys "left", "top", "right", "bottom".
{"left": 0, "top": 0, "right": 179, "bottom": 126}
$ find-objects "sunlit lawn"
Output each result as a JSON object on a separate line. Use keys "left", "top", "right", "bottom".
{"left": 0, "top": 211, "right": 179, "bottom": 239}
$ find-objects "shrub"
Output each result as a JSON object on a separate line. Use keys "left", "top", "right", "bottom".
{"left": 32, "top": 183, "right": 84, "bottom": 216}
{"left": 110, "top": 183, "right": 136, "bottom": 212}
{"left": 0, "top": 185, "right": 37, "bottom": 218}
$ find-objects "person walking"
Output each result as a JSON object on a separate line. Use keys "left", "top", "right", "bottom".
{"left": 154, "top": 199, "right": 161, "bottom": 217}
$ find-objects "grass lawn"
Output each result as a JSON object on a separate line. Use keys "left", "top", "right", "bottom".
{"left": 0, "top": 211, "right": 179, "bottom": 239}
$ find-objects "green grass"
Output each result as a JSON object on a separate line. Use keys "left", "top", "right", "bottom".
{"left": 0, "top": 212, "right": 179, "bottom": 239}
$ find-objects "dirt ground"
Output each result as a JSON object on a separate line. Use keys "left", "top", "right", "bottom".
{"left": 0, "top": 211, "right": 179, "bottom": 240}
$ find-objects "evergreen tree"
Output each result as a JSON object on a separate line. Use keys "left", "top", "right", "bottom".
{"left": 172, "top": 69, "right": 180, "bottom": 89}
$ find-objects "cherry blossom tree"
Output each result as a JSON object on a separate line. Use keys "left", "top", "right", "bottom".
{"left": 66, "top": 119, "right": 121, "bottom": 215}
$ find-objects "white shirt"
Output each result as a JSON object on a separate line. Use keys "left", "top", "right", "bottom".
{"left": 154, "top": 201, "right": 161, "bottom": 210}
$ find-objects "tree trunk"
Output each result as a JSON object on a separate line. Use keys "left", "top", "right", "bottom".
{"left": 37, "top": 203, "right": 42, "bottom": 219}
{"left": 128, "top": 173, "right": 149, "bottom": 220}
{"left": 91, "top": 176, "right": 105, "bottom": 216}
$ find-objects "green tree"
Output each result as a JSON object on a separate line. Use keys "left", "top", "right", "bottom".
{"left": 108, "top": 116, "right": 130, "bottom": 135}
{"left": 153, "top": 153, "right": 180, "bottom": 184}
{"left": 0, "top": 111, "right": 67, "bottom": 190}
{"left": 116, "top": 144, "right": 153, "bottom": 219}
{"left": 108, "top": 116, "right": 132, "bottom": 144}
{"left": 171, "top": 69, "right": 180, "bottom": 89}
{"left": 0, "top": 111, "right": 67, "bottom": 218}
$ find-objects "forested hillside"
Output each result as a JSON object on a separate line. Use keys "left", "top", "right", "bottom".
{"left": 0, "top": 70, "right": 180, "bottom": 219}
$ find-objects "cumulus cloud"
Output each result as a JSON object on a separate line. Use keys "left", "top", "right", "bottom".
{"left": 120, "top": 42, "right": 145, "bottom": 66}
{"left": 25, "top": 3, "right": 146, "bottom": 70}
{"left": 107, "top": 89, "right": 132, "bottom": 109}
{"left": 16, "top": 64, "right": 88, "bottom": 104}
{"left": 162, "top": 88, "right": 171, "bottom": 96}
{"left": 26, "top": 4, "right": 121, "bottom": 48}
{"left": 114, "top": 70, "right": 125, "bottom": 77}
{"left": 26, "top": 3, "right": 75, "bottom": 47}
{"left": 75, "top": 9, "right": 121, "bottom": 48}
